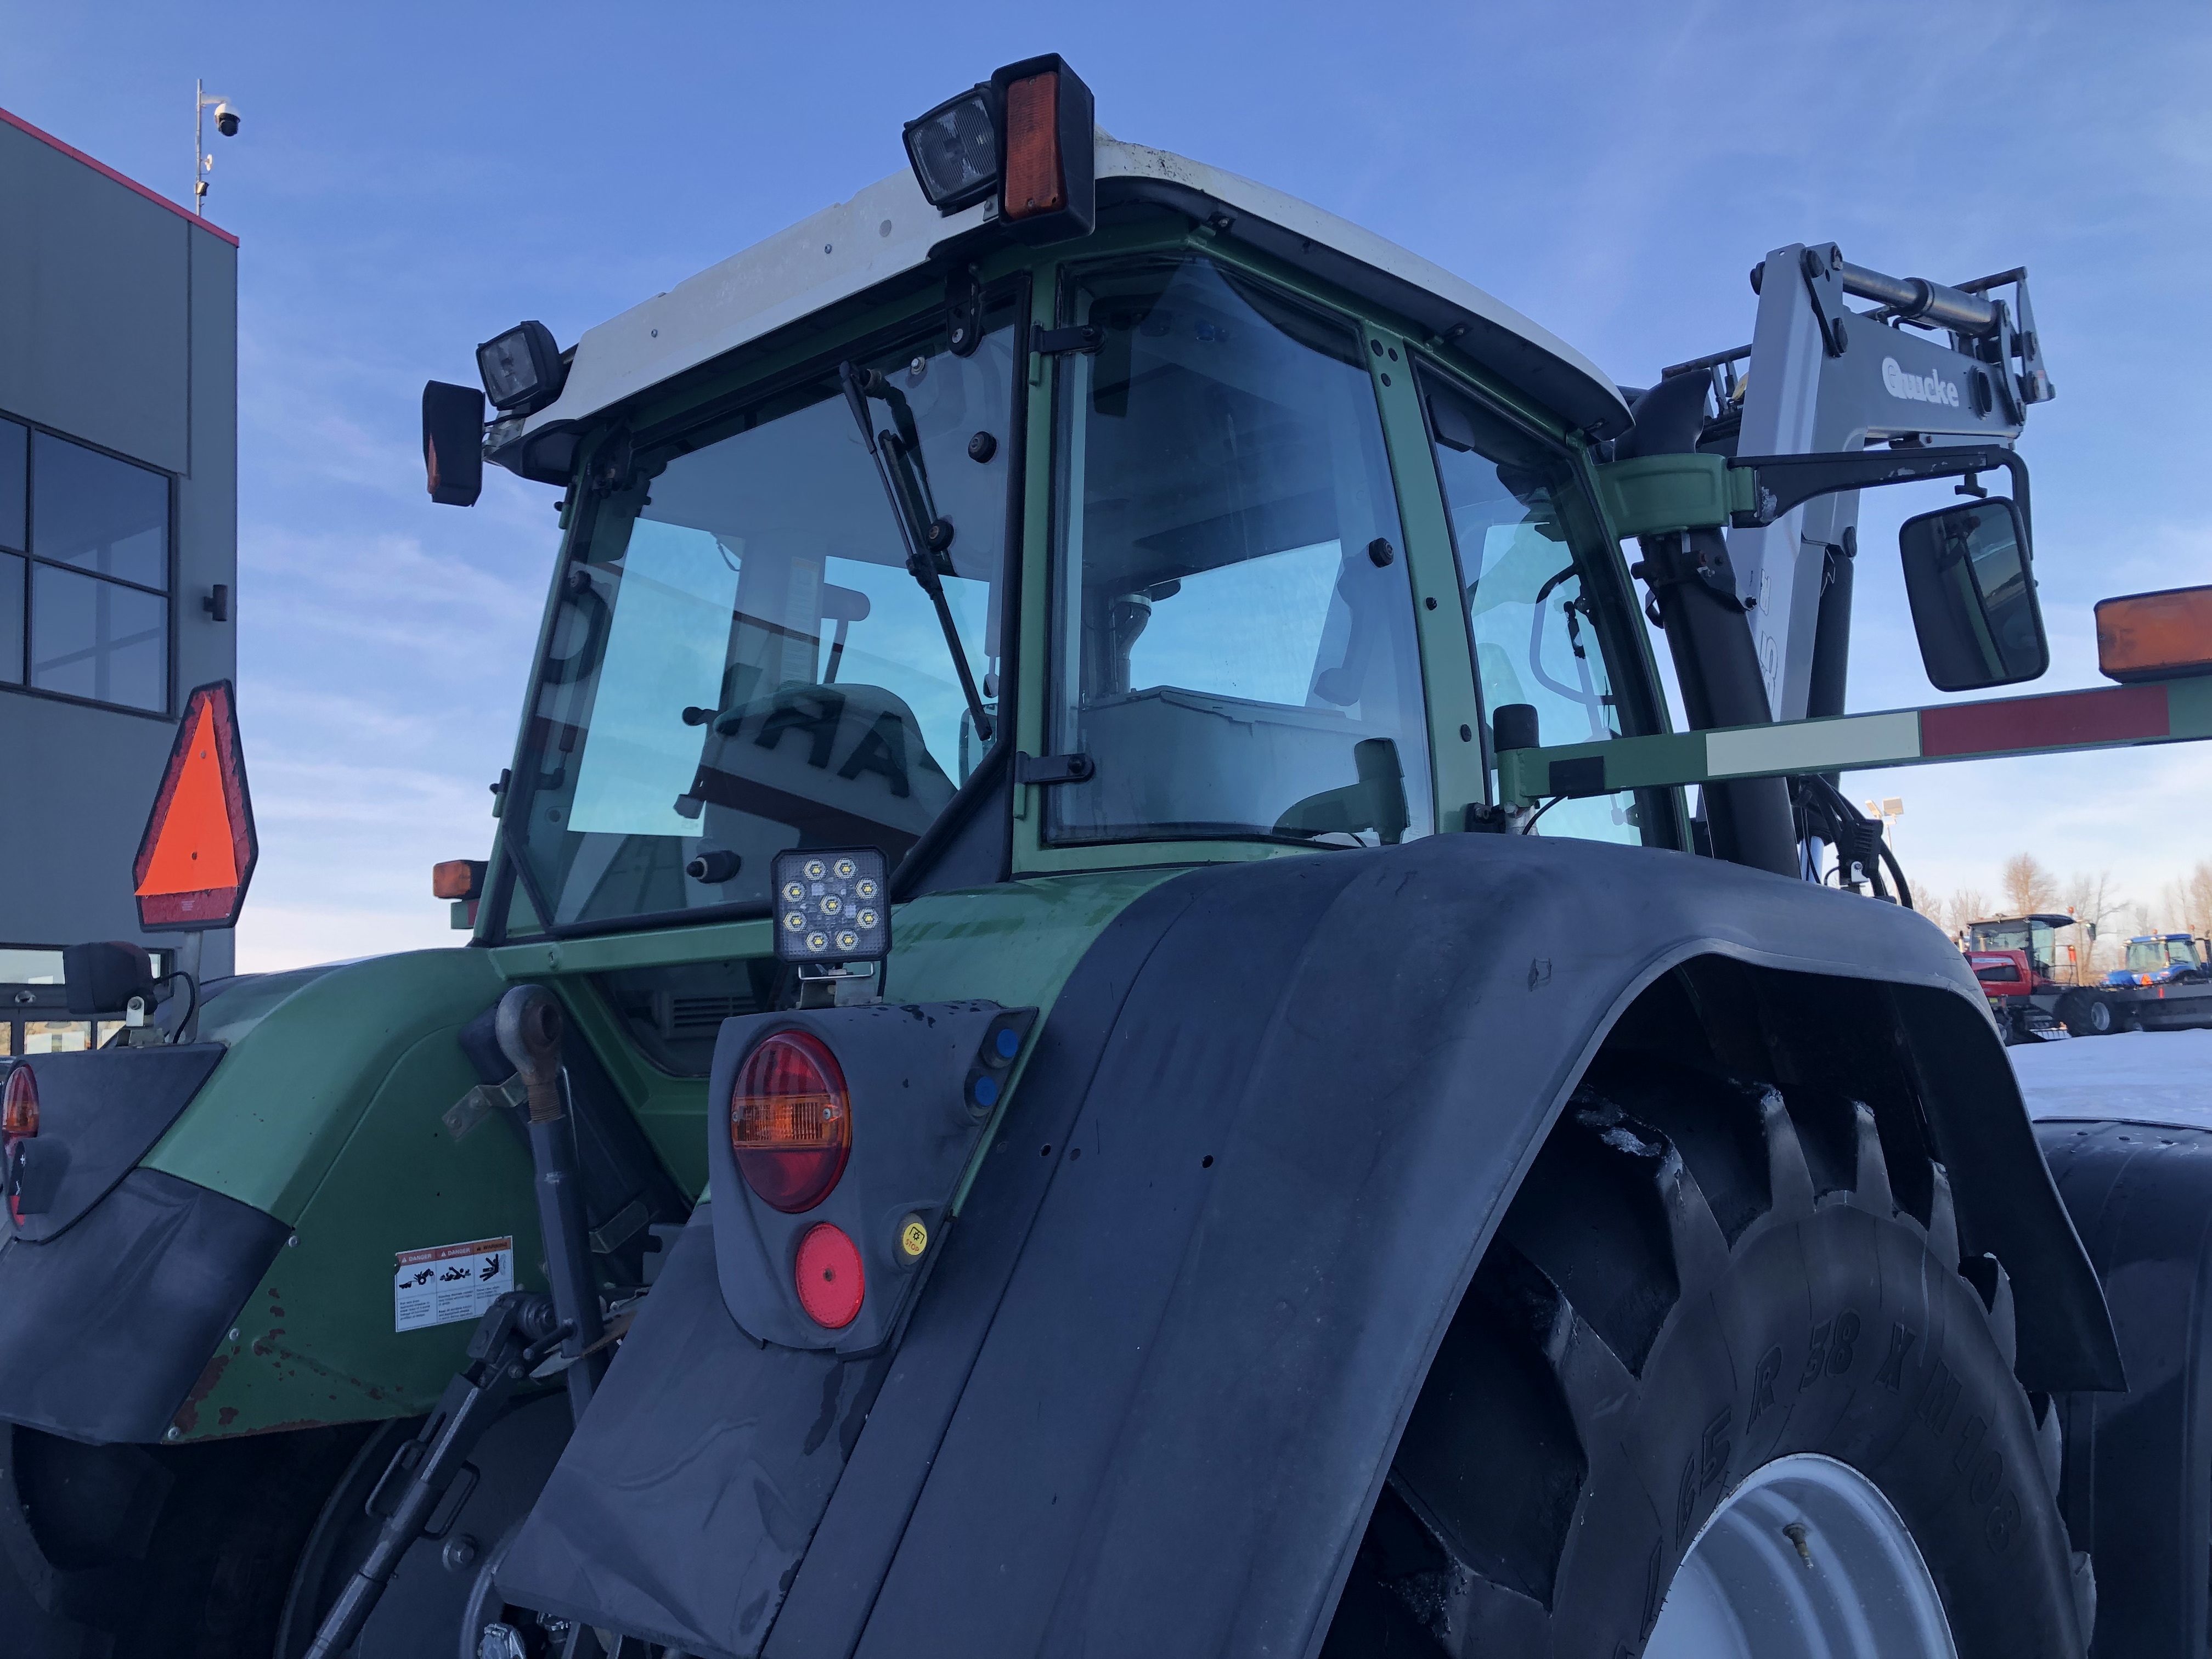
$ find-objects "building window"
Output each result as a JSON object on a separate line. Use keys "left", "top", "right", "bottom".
{"left": 0, "top": 416, "right": 172, "bottom": 713}
{"left": 0, "top": 419, "right": 24, "bottom": 687}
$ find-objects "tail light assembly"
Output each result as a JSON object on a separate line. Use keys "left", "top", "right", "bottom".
{"left": 710, "top": 1002, "right": 1035, "bottom": 1354}
{"left": 3, "top": 1064, "right": 36, "bottom": 1228}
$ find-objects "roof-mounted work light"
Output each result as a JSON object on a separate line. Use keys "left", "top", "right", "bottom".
{"left": 902, "top": 54, "right": 1096, "bottom": 246}
{"left": 904, "top": 88, "right": 1001, "bottom": 212}
{"left": 476, "top": 320, "right": 567, "bottom": 416}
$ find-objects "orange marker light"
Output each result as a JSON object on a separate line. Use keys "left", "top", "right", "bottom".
{"left": 432, "top": 860, "right": 486, "bottom": 901}
{"left": 2096, "top": 585, "right": 2212, "bottom": 683}
{"left": 1001, "top": 71, "right": 1064, "bottom": 221}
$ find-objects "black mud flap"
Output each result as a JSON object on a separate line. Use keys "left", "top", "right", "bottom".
{"left": 0, "top": 1169, "right": 290, "bottom": 1444}
{"left": 493, "top": 1208, "right": 874, "bottom": 1656}
{"left": 2039, "top": 1118, "right": 2212, "bottom": 1656}
{"left": 498, "top": 837, "right": 2114, "bottom": 1658}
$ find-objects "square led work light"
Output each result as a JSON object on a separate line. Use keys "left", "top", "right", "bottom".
{"left": 773, "top": 848, "right": 890, "bottom": 964}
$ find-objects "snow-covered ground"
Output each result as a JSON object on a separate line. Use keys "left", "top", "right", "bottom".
{"left": 2011, "top": 1026, "right": 2212, "bottom": 1130}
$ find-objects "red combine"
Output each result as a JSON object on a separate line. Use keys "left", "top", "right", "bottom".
{"left": 1965, "top": 913, "right": 2113, "bottom": 1039}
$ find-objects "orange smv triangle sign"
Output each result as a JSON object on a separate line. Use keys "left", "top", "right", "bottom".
{"left": 134, "top": 681, "right": 257, "bottom": 930}
{"left": 137, "top": 701, "right": 240, "bottom": 894}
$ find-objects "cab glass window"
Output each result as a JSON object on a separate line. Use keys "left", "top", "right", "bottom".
{"left": 507, "top": 295, "right": 1019, "bottom": 930}
{"left": 1047, "top": 256, "right": 1431, "bottom": 848}
{"left": 1424, "top": 372, "right": 1660, "bottom": 845}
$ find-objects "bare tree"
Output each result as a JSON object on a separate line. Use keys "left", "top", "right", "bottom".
{"left": 2162, "top": 860, "right": 2212, "bottom": 941}
{"left": 2061, "top": 871, "right": 2126, "bottom": 983}
{"left": 1933, "top": 888, "right": 1992, "bottom": 943}
{"left": 2000, "top": 853, "right": 2059, "bottom": 919}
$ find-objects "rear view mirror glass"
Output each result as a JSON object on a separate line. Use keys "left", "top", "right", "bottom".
{"left": 1899, "top": 497, "right": 2048, "bottom": 691}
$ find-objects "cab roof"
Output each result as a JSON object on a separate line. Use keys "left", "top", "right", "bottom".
{"left": 498, "top": 134, "right": 1630, "bottom": 477}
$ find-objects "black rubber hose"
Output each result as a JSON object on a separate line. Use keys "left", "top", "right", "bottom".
{"left": 1615, "top": 380, "right": 1798, "bottom": 877}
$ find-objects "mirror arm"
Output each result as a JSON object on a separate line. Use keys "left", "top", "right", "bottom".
{"left": 1729, "top": 445, "right": 2029, "bottom": 555}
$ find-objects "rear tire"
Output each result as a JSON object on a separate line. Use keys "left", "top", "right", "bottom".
{"left": 1324, "top": 1056, "right": 2090, "bottom": 1658}
{"left": 2059, "top": 995, "right": 2113, "bottom": 1039}
{"left": 0, "top": 1420, "right": 373, "bottom": 1659}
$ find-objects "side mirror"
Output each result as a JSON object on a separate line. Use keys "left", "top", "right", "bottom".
{"left": 422, "top": 381, "right": 487, "bottom": 507}
{"left": 61, "top": 942, "right": 156, "bottom": 1017}
{"left": 1899, "top": 496, "right": 2048, "bottom": 691}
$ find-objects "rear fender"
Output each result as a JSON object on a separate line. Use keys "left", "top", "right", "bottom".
{"left": 500, "top": 834, "right": 2117, "bottom": 1657}
{"left": 0, "top": 949, "right": 526, "bottom": 1444}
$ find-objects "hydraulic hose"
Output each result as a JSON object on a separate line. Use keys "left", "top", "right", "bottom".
{"left": 495, "top": 985, "right": 606, "bottom": 1421}
{"left": 1615, "top": 376, "right": 1799, "bottom": 877}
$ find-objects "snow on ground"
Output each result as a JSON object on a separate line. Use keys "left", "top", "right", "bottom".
{"left": 2010, "top": 1026, "right": 2212, "bottom": 1130}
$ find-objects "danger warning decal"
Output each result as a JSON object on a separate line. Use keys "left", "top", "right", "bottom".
{"left": 394, "top": 1236, "right": 514, "bottom": 1333}
{"left": 133, "top": 680, "right": 258, "bottom": 931}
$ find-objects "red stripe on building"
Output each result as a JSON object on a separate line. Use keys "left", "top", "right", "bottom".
{"left": 0, "top": 105, "right": 239, "bottom": 247}
{"left": 1920, "top": 683, "right": 2170, "bottom": 758}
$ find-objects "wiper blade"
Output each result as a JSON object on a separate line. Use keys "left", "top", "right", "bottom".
{"left": 838, "top": 360, "right": 993, "bottom": 742}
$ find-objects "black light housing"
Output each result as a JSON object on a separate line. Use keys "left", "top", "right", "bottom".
{"left": 772, "top": 848, "right": 890, "bottom": 964}
{"left": 421, "top": 381, "right": 486, "bottom": 507}
{"left": 475, "top": 320, "right": 567, "bottom": 415}
{"left": 61, "top": 942, "right": 156, "bottom": 1017}
{"left": 903, "top": 86, "right": 1000, "bottom": 212}
{"left": 902, "top": 55, "right": 1096, "bottom": 246}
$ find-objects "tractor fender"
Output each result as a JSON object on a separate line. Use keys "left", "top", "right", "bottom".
{"left": 500, "top": 832, "right": 2118, "bottom": 1658}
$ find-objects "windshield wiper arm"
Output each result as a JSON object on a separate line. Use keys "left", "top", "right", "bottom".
{"left": 838, "top": 360, "right": 993, "bottom": 742}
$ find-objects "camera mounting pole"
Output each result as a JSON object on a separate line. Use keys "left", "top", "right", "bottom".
{"left": 192, "top": 80, "right": 241, "bottom": 216}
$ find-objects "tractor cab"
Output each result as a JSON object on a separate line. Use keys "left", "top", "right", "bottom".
{"left": 2111, "top": 932, "right": 2210, "bottom": 986}
{"left": 1966, "top": 913, "right": 2074, "bottom": 985}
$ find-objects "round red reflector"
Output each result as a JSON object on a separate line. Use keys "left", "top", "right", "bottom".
{"left": 794, "top": 1222, "right": 865, "bottom": 1329}
{"left": 2, "top": 1066, "right": 38, "bottom": 1139}
{"left": 731, "top": 1031, "right": 851, "bottom": 1213}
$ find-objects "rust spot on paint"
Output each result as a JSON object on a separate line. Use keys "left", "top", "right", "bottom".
{"left": 217, "top": 1407, "right": 238, "bottom": 1428}
{"left": 171, "top": 1352, "right": 231, "bottom": 1435}
{"left": 269, "top": 1306, "right": 286, "bottom": 1318}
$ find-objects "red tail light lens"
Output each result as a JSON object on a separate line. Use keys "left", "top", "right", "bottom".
{"left": 795, "top": 1222, "right": 865, "bottom": 1329}
{"left": 2, "top": 1067, "right": 37, "bottom": 1139}
{"left": 731, "top": 1031, "right": 850, "bottom": 1212}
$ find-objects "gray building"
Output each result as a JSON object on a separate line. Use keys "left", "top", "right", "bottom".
{"left": 0, "top": 106, "right": 237, "bottom": 1054}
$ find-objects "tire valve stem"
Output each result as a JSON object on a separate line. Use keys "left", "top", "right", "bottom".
{"left": 1782, "top": 1521, "right": 1813, "bottom": 1566}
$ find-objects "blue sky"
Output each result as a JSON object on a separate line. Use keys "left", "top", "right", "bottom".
{"left": 4, "top": 1, "right": 2206, "bottom": 967}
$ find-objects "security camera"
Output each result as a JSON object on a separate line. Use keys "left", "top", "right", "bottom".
{"left": 213, "top": 103, "right": 240, "bottom": 138}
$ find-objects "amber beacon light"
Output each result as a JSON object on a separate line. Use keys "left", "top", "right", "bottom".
{"left": 2096, "top": 585, "right": 2212, "bottom": 683}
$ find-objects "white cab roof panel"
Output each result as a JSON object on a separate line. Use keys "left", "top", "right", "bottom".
{"left": 510, "top": 137, "right": 1628, "bottom": 452}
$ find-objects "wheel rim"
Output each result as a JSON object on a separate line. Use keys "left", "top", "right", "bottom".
{"left": 1644, "top": 1452, "right": 1956, "bottom": 1659}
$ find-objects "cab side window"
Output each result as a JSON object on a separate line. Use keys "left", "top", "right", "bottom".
{"left": 1423, "top": 373, "right": 1659, "bottom": 846}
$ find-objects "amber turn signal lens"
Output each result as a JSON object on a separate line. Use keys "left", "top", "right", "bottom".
{"left": 1001, "top": 71, "right": 1065, "bottom": 221}
{"left": 731, "top": 1031, "right": 851, "bottom": 1213}
{"left": 2096, "top": 585, "right": 2212, "bottom": 684}
{"left": 3, "top": 1066, "right": 38, "bottom": 1139}
{"left": 431, "top": 859, "right": 486, "bottom": 901}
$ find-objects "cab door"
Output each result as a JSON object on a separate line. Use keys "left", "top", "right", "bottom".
{"left": 1389, "top": 358, "right": 1681, "bottom": 845}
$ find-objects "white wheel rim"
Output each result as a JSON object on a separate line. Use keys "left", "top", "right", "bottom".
{"left": 1644, "top": 1452, "right": 1956, "bottom": 1659}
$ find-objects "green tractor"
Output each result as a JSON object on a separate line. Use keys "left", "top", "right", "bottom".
{"left": 12, "top": 52, "right": 2212, "bottom": 1659}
